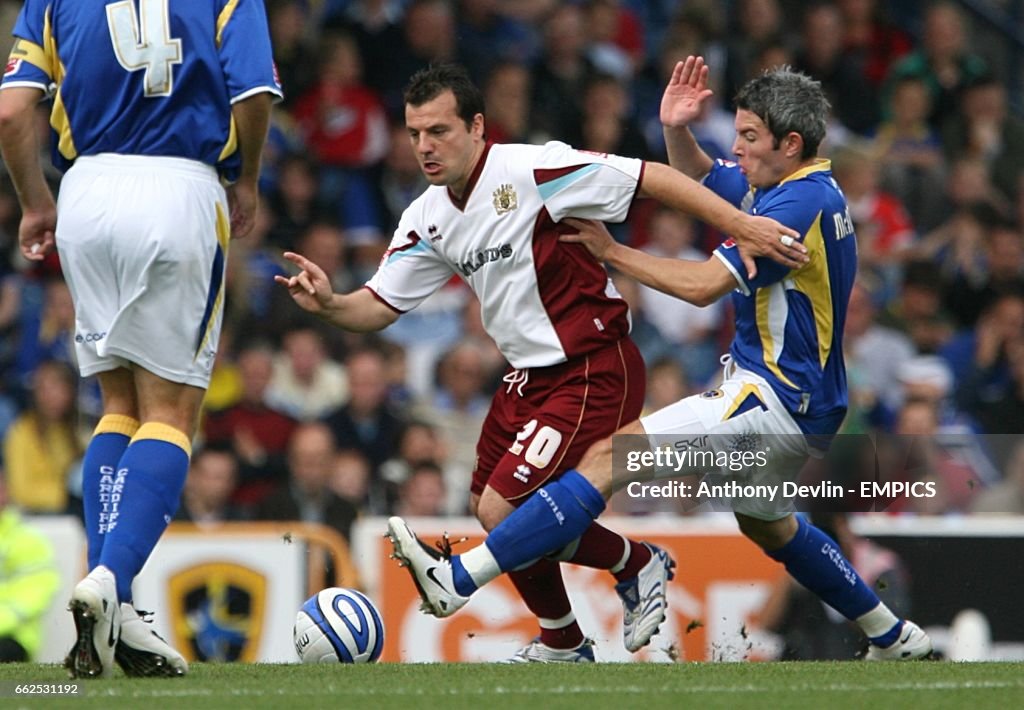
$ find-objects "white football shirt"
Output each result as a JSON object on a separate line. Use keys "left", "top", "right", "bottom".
{"left": 366, "top": 141, "right": 644, "bottom": 369}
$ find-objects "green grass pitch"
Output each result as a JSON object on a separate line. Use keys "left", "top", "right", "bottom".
{"left": 2, "top": 661, "right": 1023, "bottom": 709}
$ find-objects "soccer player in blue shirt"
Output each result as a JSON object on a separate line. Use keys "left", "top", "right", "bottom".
{"left": 0, "top": 0, "right": 280, "bottom": 678}
{"left": 388, "top": 58, "right": 933, "bottom": 661}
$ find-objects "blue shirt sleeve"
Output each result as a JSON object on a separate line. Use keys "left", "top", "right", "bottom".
{"left": 714, "top": 180, "right": 826, "bottom": 293}
{"left": 217, "top": 0, "right": 283, "bottom": 102}
{"left": 2, "top": 0, "right": 53, "bottom": 90}
{"left": 702, "top": 159, "right": 751, "bottom": 209}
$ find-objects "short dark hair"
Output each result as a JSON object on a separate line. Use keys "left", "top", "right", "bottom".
{"left": 734, "top": 66, "right": 830, "bottom": 159}
{"left": 403, "top": 64, "right": 485, "bottom": 129}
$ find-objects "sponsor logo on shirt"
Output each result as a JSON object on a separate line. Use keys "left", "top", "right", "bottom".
{"left": 458, "top": 244, "right": 513, "bottom": 277}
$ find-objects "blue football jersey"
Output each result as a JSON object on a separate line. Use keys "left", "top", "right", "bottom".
{"left": 2, "top": 0, "right": 281, "bottom": 179}
{"left": 706, "top": 159, "right": 858, "bottom": 440}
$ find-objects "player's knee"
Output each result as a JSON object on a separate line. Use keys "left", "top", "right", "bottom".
{"left": 475, "top": 498, "right": 513, "bottom": 532}
{"left": 735, "top": 513, "right": 797, "bottom": 551}
{"left": 579, "top": 435, "right": 612, "bottom": 471}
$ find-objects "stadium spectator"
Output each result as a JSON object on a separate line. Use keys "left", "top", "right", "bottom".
{"left": 326, "top": 0, "right": 407, "bottom": 112}
{"left": 323, "top": 347, "right": 404, "bottom": 478}
{"left": 838, "top": 0, "right": 913, "bottom": 87}
{"left": 573, "top": 74, "right": 651, "bottom": 161}
{"left": 844, "top": 278, "right": 917, "bottom": 420}
{"left": 268, "top": 0, "right": 318, "bottom": 110}
{"left": 792, "top": 2, "right": 878, "bottom": 135}
{"left": 266, "top": 327, "right": 349, "bottom": 421}
{"left": 378, "top": 123, "right": 430, "bottom": 233}
{"left": 203, "top": 342, "right": 298, "bottom": 506}
{"left": 455, "top": 0, "right": 538, "bottom": 86}
{"left": 395, "top": 461, "right": 448, "bottom": 517}
{"left": 941, "top": 74, "right": 1024, "bottom": 205}
{"left": 293, "top": 32, "right": 389, "bottom": 233}
{"left": 830, "top": 144, "right": 916, "bottom": 299}
{"left": 721, "top": 0, "right": 785, "bottom": 108}
{"left": 0, "top": 470, "right": 60, "bottom": 662}
{"left": 329, "top": 448, "right": 380, "bottom": 513}
{"left": 175, "top": 447, "right": 247, "bottom": 527}
{"left": 379, "top": 421, "right": 450, "bottom": 507}
{"left": 951, "top": 292, "right": 1024, "bottom": 436}
{"left": 878, "top": 260, "right": 955, "bottom": 354}
{"left": 883, "top": 1, "right": 990, "bottom": 130}
{"left": 2, "top": 360, "right": 81, "bottom": 514}
{"left": 254, "top": 422, "right": 359, "bottom": 543}
{"left": 871, "top": 75, "right": 946, "bottom": 233}
{"left": 482, "top": 62, "right": 533, "bottom": 145}
{"left": 411, "top": 342, "right": 490, "bottom": 504}
{"left": 13, "top": 276, "right": 75, "bottom": 396}
{"left": 635, "top": 206, "right": 723, "bottom": 385}
{"left": 266, "top": 154, "right": 329, "bottom": 251}
{"left": 529, "top": 2, "right": 597, "bottom": 142}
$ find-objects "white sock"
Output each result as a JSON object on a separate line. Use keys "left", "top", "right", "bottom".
{"left": 460, "top": 544, "right": 502, "bottom": 588}
{"left": 856, "top": 602, "right": 901, "bottom": 642}
{"left": 609, "top": 536, "right": 630, "bottom": 574}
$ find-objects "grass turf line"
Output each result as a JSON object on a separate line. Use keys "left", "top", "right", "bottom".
{"left": 1, "top": 661, "right": 1023, "bottom": 709}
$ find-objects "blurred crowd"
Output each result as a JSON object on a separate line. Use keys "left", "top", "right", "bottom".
{"left": 1, "top": 0, "right": 1024, "bottom": 548}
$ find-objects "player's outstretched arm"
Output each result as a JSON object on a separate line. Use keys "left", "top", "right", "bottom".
{"left": 0, "top": 85, "right": 55, "bottom": 260}
{"left": 561, "top": 218, "right": 736, "bottom": 307}
{"left": 639, "top": 162, "right": 805, "bottom": 278}
{"left": 275, "top": 251, "right": 399, "bottom": 332}
{"left": 660, "top": 56, "right": 715, "bottom": 180}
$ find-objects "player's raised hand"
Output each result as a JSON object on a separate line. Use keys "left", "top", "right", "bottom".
{"left": 19, "top": 202, "right": 57, "bottom": 261}
{"left": 275, "top": 251, "right": 335, "bottom": 314}
{"left": 660, "top": 56, "right": 713, "bottom": 129}
{"left": 559, "top": 218, "right": 615, "bottom": 260}
{"left": 732, "top": 214, "right": 807, "bottom": 279}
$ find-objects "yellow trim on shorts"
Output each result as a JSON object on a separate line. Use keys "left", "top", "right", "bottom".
{"left": 131, "top": 422, "right": 192, "bottom": 457}
{"left": 94, "top": 414, "right": 140, "bottom": 438}
{"left": 721, "top": 382, "right": 765, "bottom": 421}
{"left": 193, "top": 203, "right": 230, "bottom": 361}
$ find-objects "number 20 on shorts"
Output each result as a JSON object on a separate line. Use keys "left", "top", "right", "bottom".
{"left": 508, "top": 420, "right": 563, "bottom": 468}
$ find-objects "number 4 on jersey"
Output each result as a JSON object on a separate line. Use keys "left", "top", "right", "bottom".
{"left": 106, "top": 0, "right": 182, "bottom": 97}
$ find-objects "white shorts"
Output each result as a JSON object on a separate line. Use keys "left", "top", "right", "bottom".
{"left": 56, "top": 154, "right": 229, "bottom": 388}
{"left": 639, "top": 361, "right": 810, "bottom": 520}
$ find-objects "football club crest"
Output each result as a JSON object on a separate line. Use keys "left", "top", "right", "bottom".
{"left": 167, "top": 562, "right": 266, "bottom": 662}
{"left": 492, "top": 183, "right": 518, "bottom": 215}
{"left": 701, "top": 389, "right": 724, "bottom": 399}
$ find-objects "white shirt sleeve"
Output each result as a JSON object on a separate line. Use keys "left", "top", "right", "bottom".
{"left": 365, "top": 211, "right": 454, "bottom": 313}
{"left": 533, "top": 141, "right": 644, "bottom": 224}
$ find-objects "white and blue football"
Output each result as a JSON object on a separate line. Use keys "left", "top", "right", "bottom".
{"left": 294, "top": 587, "right": 385, "bottom": 664}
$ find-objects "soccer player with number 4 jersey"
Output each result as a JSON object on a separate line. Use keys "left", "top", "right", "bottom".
{"left": 387, "top": 58, "right": 933, "bottom": 662}
{"left": 279, "top": 64, "right": 803, "bottom": 661}
{"left": 0, "top": 0, "right": 280, "bottom": 678}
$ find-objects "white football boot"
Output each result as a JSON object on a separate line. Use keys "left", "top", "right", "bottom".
{"left": 615, "top": 543, "right": 677, "bottom": 652}
{"left": 116, "top": 605, "right": 188, "bottom": 677}
{"left": 65, "top": 566, "right": 121, "bottom": 678}
{"left": 865, "top": 621, "right": 933, "bottom": 660}
{"left": 386, "top": 516, "right": 469, "bottom": 617}
{"left": 508, "top": 637, "right": 596, "bottom": 663}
